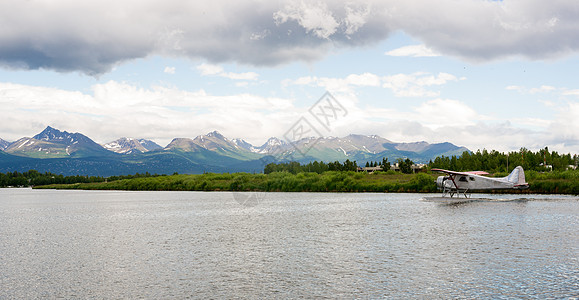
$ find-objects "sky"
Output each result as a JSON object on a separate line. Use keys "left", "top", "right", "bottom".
{"left": 1, "top": 0, "right": 578, "bottom": 154}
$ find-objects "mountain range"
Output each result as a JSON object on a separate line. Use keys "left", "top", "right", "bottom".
{"left": 0, "top": 126, "right": 469, "bottom": 176}
{"left": 104, "top": 137, "right": 162, "bottom": 154}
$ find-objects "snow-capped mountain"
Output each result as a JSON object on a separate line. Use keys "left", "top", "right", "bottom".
{"left": 5, "top": 137, "right": 64, "bottom": 157}
{"left": 138, "top": 139, "right": 162, "bottom": 152}
{"left": 164, "top": 138, "right": 204, "bottom": 152}
{"left": 165, "top": 130, "right": 468, "bottom": 163}
{"left": 231, "top": 138, "right": 255, "bottom": 152}
{"left": 252, "top": 137, "right": 288, "bottom": 154}
{"left": 32, "top": 126, "right": 101, "bottom": 148}
{"left": 5, "top": 126, "right": 109, "bottom": 158}
{"left": 193, "top": 131, "right": 235, "bottom": 151}
{"left": 165, "top": 131, "right": 262, "bottom": 161}
{"left": 167, "top": 131, "right": 234, "bottom": 152}
{"left": 0, "top": 138, "right": 10, "bottom": 150}
{"left": 103, "top": 138, "right": 162, "bottom": 154}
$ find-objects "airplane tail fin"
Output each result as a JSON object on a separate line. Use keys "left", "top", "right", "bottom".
{"left": 506, "top": 166, "right": 529, "bottom": 188}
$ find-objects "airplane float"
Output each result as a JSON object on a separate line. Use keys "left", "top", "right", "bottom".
{"left": 426, "top": 166, "right": 529, "bottom": 201}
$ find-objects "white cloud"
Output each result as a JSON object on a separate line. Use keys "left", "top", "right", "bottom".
{"left": 288, "top": 71, "right": 459, "bottom": 97}
{"left": 0, "top": 81, "right": 294, "bottom": 146}
{"left": 506, "top": 85, "right": 524, "bottom": 92}
{"left": 322, "top": 96, "right": 571, "bottom": 153}
{"left": 548, "top": 101, "right": 579, "bottom": 150}
{"left": 343, "top": 4, "right": 371, "bottom": 36}
{"left": 163, "top": 66, "right": 176, "bottom": 74}
{"left": 385, "top": 44, "right": 440, "bottom": 57}
{"left": 346, "top": 73, "right": 381, "bottom": 87}
{"left": 413, "top": 99, "right": 478, "bottom": 128}
{"left": 222, "top": 71, "right": 259, "bottom": 81}
{"left": 250, "top": 29, "right": 271, "bottom": 41}
{"left": 507, "top": 84, "right": 579, "bottom": 97}
{"left": 274, "top": 1, "right": 340, "bottom": 39}
{"left": 382, "top": 72, "right": 460, "bottom": 97}
{"left": 529, "top": 85, "right": 556, "bottom": 94}
{"left": 1, "top": 81, "right": 576, "bottom": 153}
{"left": 290, "top": 72, "right": 380, "bottom": 94}
{"left": 538, "top": 99, "right": 555, "bottom": 108}
{"left": 326, "top": 115, "right": 551, "bottom": 153}
{"left": 1, "top": 0, "right": 578, "bottom": 74}
{"left": 196, "top": 63, "right": 259, "bottom": 81}
{"left": 562, "top": 89, "right": 579, "bottom": 96}
{"left": 197, "top": 63, "right": 224, "bottom": 76}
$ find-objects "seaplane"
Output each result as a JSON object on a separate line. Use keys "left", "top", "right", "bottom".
{"left": 423, "top": 166, "right": 529, "bottom": 203}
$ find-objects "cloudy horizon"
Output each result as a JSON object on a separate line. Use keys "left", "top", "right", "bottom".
{"left": 1, "top": 0, "right": 579, "bottom": 154}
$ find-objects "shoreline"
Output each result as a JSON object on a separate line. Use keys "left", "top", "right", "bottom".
{"left": 33, "top": 171, "right": 579, "bottom": 195}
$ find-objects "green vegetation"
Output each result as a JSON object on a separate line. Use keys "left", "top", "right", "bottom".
{"left": 35, "top": 171, "right": 438, "bottom": 193}
{"left": 0, "top": 170, "right": 162, "bottom": 188}
{"left": 33, "top": 170, "right": 579, "bottom": 194}
{"left": 264, "top": 159, "right": 359, "bottom": 174}
{"left": 397, "top": 158, "right": 414, "bottom": 174}
{"left": 523, "top": 170, "right": 579, "bottom": 194}
{"left": 431, "top": 147, "right": 578, "bottom": 172}
{"left": 7, "top": 147, "right": 579, "bottom": 194}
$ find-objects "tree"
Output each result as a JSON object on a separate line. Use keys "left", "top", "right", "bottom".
{"left": 343, "top": 159, "right": 357, "bottom": 171}
{"left": 382, "top": 157, "right": 390, "bottom": 171}
{"left": 397, "top": 158, "right": 414, "bottom": 174}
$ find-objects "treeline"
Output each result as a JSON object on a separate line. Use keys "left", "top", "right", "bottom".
{"left": 265, "top": 147, "right": 578, "bottom": 176}
{"left": 264, "top": 158, "right": 397, "bottom": 174}
{"left": 264, "top": 159, "right": 360, "bottom": 174}
{"left": 430, "top": 148, "right": 578, "bottom": 172}
{"left": 0, "top": 170, "right": 162, "bottom": 188}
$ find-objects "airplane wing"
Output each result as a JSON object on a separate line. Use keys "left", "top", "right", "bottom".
{"left": 431, "top": 169, "right": 489, "bottom": 176}
{"left": 465, "top": 171, "right": 490, "bottom": 175}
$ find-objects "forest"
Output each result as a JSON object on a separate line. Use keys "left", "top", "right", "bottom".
{"left": 264, "top": 148, "right": 577, "bottom": 175}
{"left": 430, "top": 148, "right": 578, "bottom": 172}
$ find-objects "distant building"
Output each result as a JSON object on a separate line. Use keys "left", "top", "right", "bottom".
{"left": 358, "top": 163, "right": 427, "bottom": 173}
{"left": 413, "top": 163, "right": 427, "bottom": 173}
{"left": 358, "top": 166, "right": 383, "bottom": 173}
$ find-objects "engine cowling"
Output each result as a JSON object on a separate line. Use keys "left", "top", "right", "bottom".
{"left": 436, "top": 176, "right": 447, "bottom": 190}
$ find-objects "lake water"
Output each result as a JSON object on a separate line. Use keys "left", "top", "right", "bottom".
{"left": 0, "top": 189, "right": 577, "bottom": 299}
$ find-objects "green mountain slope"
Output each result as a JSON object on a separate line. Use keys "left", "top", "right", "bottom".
{"left": 0, "top": 127, "right": 470, "bottom": 176}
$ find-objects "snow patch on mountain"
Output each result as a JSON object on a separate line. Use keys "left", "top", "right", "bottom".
{"left": 103, "top": 137, "right": 162, "bottom": 154}
{"left": 0, "top": 138, "right": 10, "bottom": 150}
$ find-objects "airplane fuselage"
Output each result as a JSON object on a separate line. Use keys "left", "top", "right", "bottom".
{"left": 436, "top": 174, "right": 521, "bottom": 191}
{"left": 433, "top": 166, "right": 529, "bottom": 194}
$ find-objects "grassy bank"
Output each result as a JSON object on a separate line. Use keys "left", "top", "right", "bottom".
{"left": 524, "top": 170, "right": 579, "bottom": 194}
{"left": 36, "top": 171, "right": 437, "bottom": 193}
{"left": 35, "top": 170, "right": 579, "bottom": 194}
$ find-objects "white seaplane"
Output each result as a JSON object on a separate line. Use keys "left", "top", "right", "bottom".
{"left": 422, "top": 166, "right": 529, "bottom": 203}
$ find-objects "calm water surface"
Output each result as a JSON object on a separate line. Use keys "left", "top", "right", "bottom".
{"left": 0, "top": 189, "right": 577, "bottom": 299}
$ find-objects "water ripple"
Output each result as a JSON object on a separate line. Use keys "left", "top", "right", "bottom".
{"left": 0, "top": 189, "right": 577, "bottom": 298}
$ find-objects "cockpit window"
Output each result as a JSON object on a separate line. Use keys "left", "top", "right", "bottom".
{"left": 459, "top": 176, "right": 468, "bottom": 182}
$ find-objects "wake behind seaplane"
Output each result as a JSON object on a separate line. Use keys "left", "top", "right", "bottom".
{"left": 424, "top": 166, "right": 529, "bottom": 202}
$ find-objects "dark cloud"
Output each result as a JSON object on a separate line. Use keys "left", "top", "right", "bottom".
{"left": 1, "top": 0, "right": 578, "bottom": 75}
